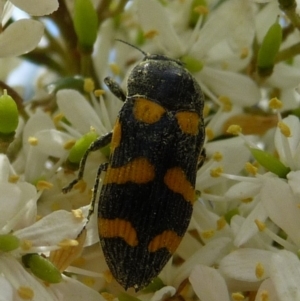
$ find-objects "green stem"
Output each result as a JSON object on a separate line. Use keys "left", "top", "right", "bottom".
{"left": 275, "top": 41, "right": 300, "bottom": 63}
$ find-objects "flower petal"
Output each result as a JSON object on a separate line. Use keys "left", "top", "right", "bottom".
{"left": 0, "top": 255, "right": 58, "bottom": 301}
{"left": 255, "top": 278, "right": 280, "bottom": 301}
{"left": 35, "top": 129, "right": 72, "bottom": 158}
{"left": 190, "top": 265, "right": 230, "bottom": 301}
{"left": 137, "top": 0, "right": 184, "bottom": 56}
{"left": 0, "top": 19, "right": 44, "bottom": 57}
{"left": 199, "top": 67, "right": 260, "bottom": 106}
{"left": 270, "top": 250, "right": 300, "bottom": 301}
{"left": 261, "top": 177, "right": 300, "bottom": 246}
{"left": 57, "top": 89, "right": 104, "bottom": 135}
{"left": 50, "top": 274, "right": 105, "bottom": 301}
{"left": 10, "top": 0, "right": 58, "bottom": 16}
{"left": 150, "top": 286, "right": 176, "bottom": 301}
{"left": 0, "top": 274, "right": 13, "bottom": 301}
{"left": 0, "top": 182, "right": 37, "bottom": 233}
{"left": 191, "top": 0, "right": 255, "bottom": 57}
{"left": 234, "top": 201, "right": 268, "bottom": 247}
{"left": 172, "top": 237, "right": 232, "bottom": 288}
{"left": 15, "top": 209, "right": 87, "bottom": 247}
{"left": 219, "top": 248, "right": 271, "bottom": 281}
{"left": 287, "top": 171, "right": 300, "bottom": 198}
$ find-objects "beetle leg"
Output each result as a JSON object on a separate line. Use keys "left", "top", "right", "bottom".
{"left": 62, "top": 131, "right": 112, "bottom": 193}
{"left": 104, "top": 77, "right": 126, "bottom": 102}
{"left": 197, "top": 148, "right": 206, "bottom": 170}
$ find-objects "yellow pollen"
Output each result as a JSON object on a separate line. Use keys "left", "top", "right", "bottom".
{"left": 84, "top": 78, "right": 95, "bottom": 92}
{"left": 227, "top": 124, "right": 242, "bottom": 135}
{"left": 8, "top": 174, "right": 19, "bottom": 183}
{"left": 58, "top": 239, "right": 79, "bottom": 248}
{"left": 260, "top": 290, "right": 269, "bottom": 301}
{"left": 255, "top": 262, "right": 265, "bottom": 279}
{"left": 255, "top": 219, "right": 266, "bottom": 231}
{"left": 278, "top": 121, "right": 291, "bottom": 137}
{"left": 219, "top": 96, "right": 232, "bottom": 112}
{"left": 109, "top": 63, "right": 121, "bottom": 76}
{"left": 232, "top": 292, "right": 245, "bottom": 301}
{"left": 144, "top": 29, "right": 159, "bottom": 39}
{"left": 240, "top": 47, "right": 249, "bottom": 59}
{"left": 210, "top": 167, "right": 223, "bottom": 177}
{"left": 94, "top": 89, "right": 105, "bottom": 97}
{"left": 72, "top": 209, "right": 84, "bottom": 219}
{"left": 213, "top": 151, "right": 223, "bottom": 162}
{"left": 269, "top": 97, "right": 283, "bottom": 110}
{"left": 28, "top": 136, "right": 38, "bottom": 146}
{"left": 50, "top": 230, "right": 86, "bottom": 272}
{"left": 245, "top": 162, "right": 258, "bottom": 175}
{"left": 241, "top": 197, "right": 253, "bottom": 203}
{"left": 53, "top": 113, "right": 64, "bottom": 124}
{"left": 206, "top": 127, "right": 214, "bottom": 140}
{"left": 217, "top": 217, "right": 227, "bottom": 230}
{"left": 18, "top": 286, "right": 34, "bottom": 300}
{"left": 201, "top": 229, "right": 215, "bottom": 239}
{"left": 21, "top": 240, "right": 32, "bottom": 251}
{"left": 36, "top": 180, "right": 53, "bottom": 191}
{"left": 64, "top": 139, "right": 76, "bottom": 150}
{"left": 101, "top": 292, "right": 116, "bottom": 301}
{"left": 193, "top": 5, "right": 209, "bottom": 15}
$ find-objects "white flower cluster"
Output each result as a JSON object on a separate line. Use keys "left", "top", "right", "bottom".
{"left": 1, "top": 0, "right": 300, "bottom": 300}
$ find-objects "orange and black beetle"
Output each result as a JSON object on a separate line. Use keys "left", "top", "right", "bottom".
{"left": 63, "top": 44, "right": 205, "bottom": 291}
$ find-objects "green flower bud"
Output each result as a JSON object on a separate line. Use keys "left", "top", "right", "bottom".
{"left": 250, "top": 148, "right": 290, "bottom": 178}
{"left": 0, "top": 234, "right": 20, "bottom": 252}
{"left": 68, "top": 131, "right": 99, "bottom": 164}
{"left": 142, "top": 277, "right": 164, "bottom": 293}
{"left": 224, "top": 208, "right": 239, "bottom": 224}
{"left": 257, "top": 20, "right": 282, "bottom": 77}
{"left": 73, "top": 0, "right": 98, "bottom": 52}
{"left": 0, "top": 90, "right": 19, "bottom": 134}
{"left": 181, "top": 55, "right": 203, "bottom": 73}
{"left": 22, "top": 254, "right": 62, "bottom": 283}
{"left": 47, "top": 76, "right": 85, "bottom": 94}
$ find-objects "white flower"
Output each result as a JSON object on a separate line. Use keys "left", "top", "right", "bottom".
{"left": 0, "top": 19, "right": 44, "bottom": 57}
{"left": 137, "top": 0, "right": 260, "bottom": 107}
{"left": 0, "top": 0, "right": 58, "bottom": 58}
{"left": 1, "top": 0, "right": 58, "bottom": 17}
{"left": 0, "top": 154, "right": 105, "bottom": 300}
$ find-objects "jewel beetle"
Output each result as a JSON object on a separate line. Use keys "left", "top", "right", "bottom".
{"left": 63, "top": 42, "right": 205, "bottom": 291}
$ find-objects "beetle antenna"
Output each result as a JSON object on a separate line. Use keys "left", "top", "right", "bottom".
{"left": 115, "top": 39, "right": 148, "bottom": 56}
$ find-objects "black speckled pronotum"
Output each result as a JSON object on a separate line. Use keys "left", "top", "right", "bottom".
{"left": 63, "top": 42, "right": 205, "bottom": 291}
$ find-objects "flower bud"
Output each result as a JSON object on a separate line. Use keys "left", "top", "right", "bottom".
{"left": 73, "top": 0, "right": 98, "bottom": 52}
{"left": 0, "top": 90, "right": 19, "bottom": 134}
{"left": 181, "top": 55, "right": 203, "bottom": 72}
{"left": 250, "top": 148, "right": 290, "bottom": 178}
{"left": 22, "top": 254, "right": 62, "bottom": 283}
{"left": 68, "top": 131, "right": 98, "bottom": 164}
{"left": 0, "top": 234, "right": 20, "bottom": 252}
{"left": 257, "top": 20, "right": 282, "bottom": 77}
